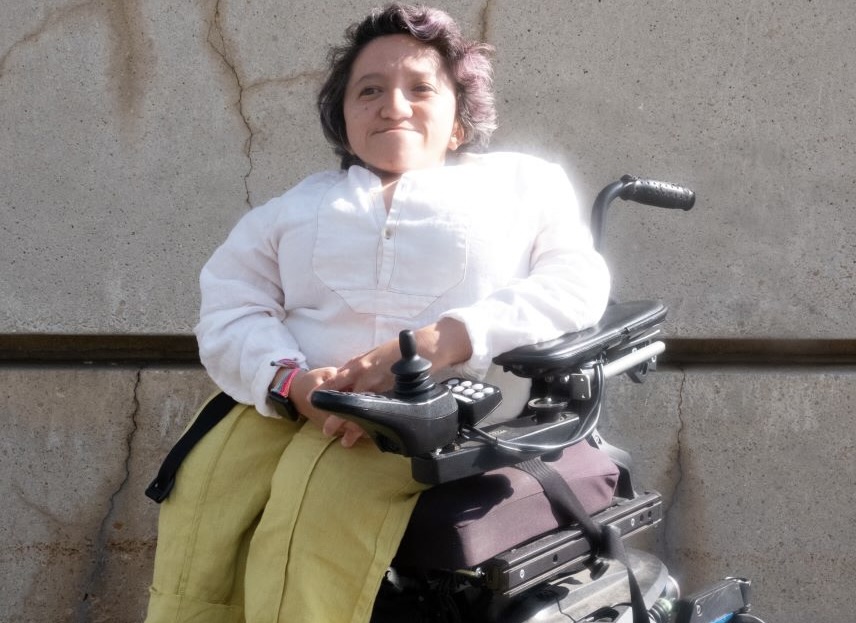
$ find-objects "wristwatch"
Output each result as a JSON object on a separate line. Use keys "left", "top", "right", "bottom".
{"left": 268, "top": 359, "right": 304, "bottom": 422}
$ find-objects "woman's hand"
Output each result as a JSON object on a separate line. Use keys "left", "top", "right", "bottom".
{"left": 279, "top": 367, "right": 367, "bottom": 448}
{"left": 283, "top": 317, "right": 473, "bottom": 449}
{"left": 297, "top": 342, "right": 400, "bottom": 449}
{"left": 319, "top": 317, "right": 473, "bottom": 445}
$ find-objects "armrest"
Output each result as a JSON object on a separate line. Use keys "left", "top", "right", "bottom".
{"left": 493, "top": 300, "right": 668, "bottom": 378}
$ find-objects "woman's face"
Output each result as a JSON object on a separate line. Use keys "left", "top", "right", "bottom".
{"left": 343, "top": 34, "right": 461, "bottom": 184}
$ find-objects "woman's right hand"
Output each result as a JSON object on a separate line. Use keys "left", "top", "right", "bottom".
{"left": 282, "top": 318, "right": 472, "bottom": 448}
{"left": 287, "top": 367, "right": 368, "bottom": 448}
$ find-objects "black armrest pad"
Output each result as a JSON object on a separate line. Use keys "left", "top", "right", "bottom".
{"left": 493, "top": 300, "right": 667, "bottom": 376}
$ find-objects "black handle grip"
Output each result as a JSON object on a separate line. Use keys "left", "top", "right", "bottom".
{"left": 619, "top": 175, "right": 695, "bottom": 211}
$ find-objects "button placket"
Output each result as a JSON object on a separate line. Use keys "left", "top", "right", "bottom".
{"left": 376, "top": 181, "right": 404, "bottom": 289}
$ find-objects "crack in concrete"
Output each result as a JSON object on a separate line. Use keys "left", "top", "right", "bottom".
{"left": 0, "top": 1, "right": 96, "bottom": 79}
{"left": 670, "top": 368, "right": 687, "bottom": 507}
{"left": 663, "top": 367, "right": 687, "bottom": 559}
{"left": 0, "top": 0, "right": 152, "bottom": 133}
{"left": 73, "top": 368, "right": 142, "bottom": 623}
{"left": 11, "top": 482, "right": 70, "bottom": 529}
{"left": 242, "top": 70, "right": 326, "bottom": 98}
{"left": 207, "top": 0, "right": 254, "bottom": 210}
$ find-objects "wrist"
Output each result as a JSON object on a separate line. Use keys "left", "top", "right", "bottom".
{"left": 267, "top": 359, "right": 305, "bottom": 421}
{"left": 416, "top": 317, "right": 472, "bottom": 370}
{"left": 287, "top": 371, "right": 314, "bottom": 414}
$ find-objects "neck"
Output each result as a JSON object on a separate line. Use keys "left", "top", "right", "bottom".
{"left": 380, "top": 178, "right": 398, "bottom": 211}
{"left": 369, "top": 164, "right": 401, "bottom": 187}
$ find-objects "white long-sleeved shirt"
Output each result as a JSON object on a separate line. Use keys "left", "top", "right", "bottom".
{"left": 195, "top": 152, "right": 610, "bottom": 417}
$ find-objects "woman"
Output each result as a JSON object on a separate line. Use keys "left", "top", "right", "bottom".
{"left": 145, "top": 4, "right": 610, "bottom": 623}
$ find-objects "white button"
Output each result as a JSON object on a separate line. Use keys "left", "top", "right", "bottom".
{"left": 482, "top": 387, "right": 495, "bottom": 395}
{"left": 460, "top": 380, "right": 472, "bottom": 387}
{"left": 463, "top": 388, "right": 475, "bottom": 396}
{"left": 473, "top": 383, "right": 484, "bottom": 390}
{"left": 473, "top": 392, "right": 484, "bottom": 399}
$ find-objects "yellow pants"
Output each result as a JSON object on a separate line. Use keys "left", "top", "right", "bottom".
{"left": 145, "top": 401, "right": 425, "bottom": 623}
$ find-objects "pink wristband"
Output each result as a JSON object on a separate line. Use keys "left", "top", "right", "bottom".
{"left": 272, "top": 366, "right": 301, "bottom": 397}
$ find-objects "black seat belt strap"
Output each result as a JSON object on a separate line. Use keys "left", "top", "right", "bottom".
{"left": 515, "top": 457, "right": 649, "bottom": 623}
{"left": 145, "top": 392, "right": 237, "bottom": 503}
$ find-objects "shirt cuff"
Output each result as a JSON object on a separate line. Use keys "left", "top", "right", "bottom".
{"left": 439, "top": 309, "right": 493, "bottom": 379}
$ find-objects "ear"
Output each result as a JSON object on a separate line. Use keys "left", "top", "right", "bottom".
{"left": 447, "top": 123, "right": 465, "bottom": 151}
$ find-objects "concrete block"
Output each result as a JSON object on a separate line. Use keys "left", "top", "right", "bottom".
{"left": 601, "top": 369, "right": 685, "bottom": 502}
{"left": 3, "top": 363, "right": 854, "bottom": 621}
{"left": 4, "top": 0, "right": 855, "bottom": 338}
{"left": 91, "top": 367, "right": 217, "bottom": 623}
{"left": 667, "top": 367, "right": 854, "bottom": 622}
{"left": 0, "top": 366, "right": 138, "bottom": 621}
{"left": 488, "top": 0, "right": 856, "bottom": 339}
{"left": 0, "top": 365, "right": 216, "bottom": 623}
{"left": 599, "top": 369, "right": 685, "bottom": 561}
{"left": 601, "top": 365, "right": 856, "bottom": 621}
{"left": 0, "top": 1, "right": 250, "bottom": 334}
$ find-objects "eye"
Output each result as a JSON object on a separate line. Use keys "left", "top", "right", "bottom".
{"left": 413, "top": 83, "right": 437, "bottom": 94}
{"left": 358, "top": 86, "right": 381, "bottom": 98}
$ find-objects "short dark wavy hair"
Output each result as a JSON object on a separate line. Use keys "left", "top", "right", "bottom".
{"left": 318, "top": 3, "right": 497, "bottom": 169}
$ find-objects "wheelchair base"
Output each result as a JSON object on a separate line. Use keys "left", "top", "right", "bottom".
{"left": 480, "top": 491, "right": 663, "bottom": 595}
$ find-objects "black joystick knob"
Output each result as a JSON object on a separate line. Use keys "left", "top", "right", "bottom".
{"left": 391, "top": 330, "right": 435, "bottom": 396}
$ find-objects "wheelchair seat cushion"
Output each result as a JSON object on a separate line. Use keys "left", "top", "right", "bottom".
{"left": 394, "top": 441, "right": 619, "bottom": 570}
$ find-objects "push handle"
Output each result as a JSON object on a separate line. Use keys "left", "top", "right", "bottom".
{"left": 590, "top": 175, "right": 695, "bottom": 253}
{"left": 619, "top": 175, "right": 695, "bottom": 211}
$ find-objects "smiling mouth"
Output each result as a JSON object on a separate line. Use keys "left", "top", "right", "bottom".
{"left": 376, "top": 127, "right": 416, "bottom": 134}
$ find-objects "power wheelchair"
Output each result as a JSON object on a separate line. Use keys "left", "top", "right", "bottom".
{"left": 311, "top": 176, "right": 768, "bottom": 623}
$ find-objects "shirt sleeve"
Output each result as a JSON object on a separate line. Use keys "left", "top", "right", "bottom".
{"left": 441, "top": 159, "right": 611, "bottom": 378}
{"left": 194, "top": 200, "right": 306, "bottom": 417}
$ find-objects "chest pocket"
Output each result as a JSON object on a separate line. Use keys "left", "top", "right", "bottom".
{"left": 312, "top": 175, "right": 470, "bottom": 318}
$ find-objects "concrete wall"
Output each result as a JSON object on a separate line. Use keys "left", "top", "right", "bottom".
{"left": 1, "top": 1, "right": 853, "bottom": 621}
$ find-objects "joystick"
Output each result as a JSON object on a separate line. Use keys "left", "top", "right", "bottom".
{"left": 391, "top": 330, "right": 435, "bottom": 396}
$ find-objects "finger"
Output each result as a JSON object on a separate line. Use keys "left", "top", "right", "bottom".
{"left": 351, "top": 374, "right": 377, "bottom": 394}
{"left": 351, "top": 366, "right": 391, "bottom": 393}
{"left": 340, "top": 429, "right": 360, "bottom": 448}
{"left": 315, "top": 366, "right": 346, "bottom": 390}
{"left": 320, "top": 369, "right": 354, "bottom": 392}
{"left": 340, "top": 423, "right": 367, "bottom": 448}
{"left": 322, "top": 414, "right": 346, "bottom": 437}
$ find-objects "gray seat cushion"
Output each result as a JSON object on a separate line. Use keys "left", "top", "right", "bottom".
{"left": 394, "top": 441, "right": 619, "bottom": 570}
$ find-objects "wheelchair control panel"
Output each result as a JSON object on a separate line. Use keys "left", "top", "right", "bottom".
{"left": 311, "top": 330, "right": 504, "bottom": 458}
{"left": 312, "top": 300, "right": 668, "bottom": 484}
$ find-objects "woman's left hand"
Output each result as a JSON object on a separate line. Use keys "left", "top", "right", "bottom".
{"left": 329, "top": 317, "right": 473, "bottom": 393}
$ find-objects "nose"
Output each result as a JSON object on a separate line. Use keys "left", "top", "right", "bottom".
{"left": 380, "top": 88, "right": 412, "bottom": 120}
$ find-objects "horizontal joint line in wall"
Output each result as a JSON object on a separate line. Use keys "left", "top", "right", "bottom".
{"left": 1, "top": 335, "right": 856, "bottom": 366}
